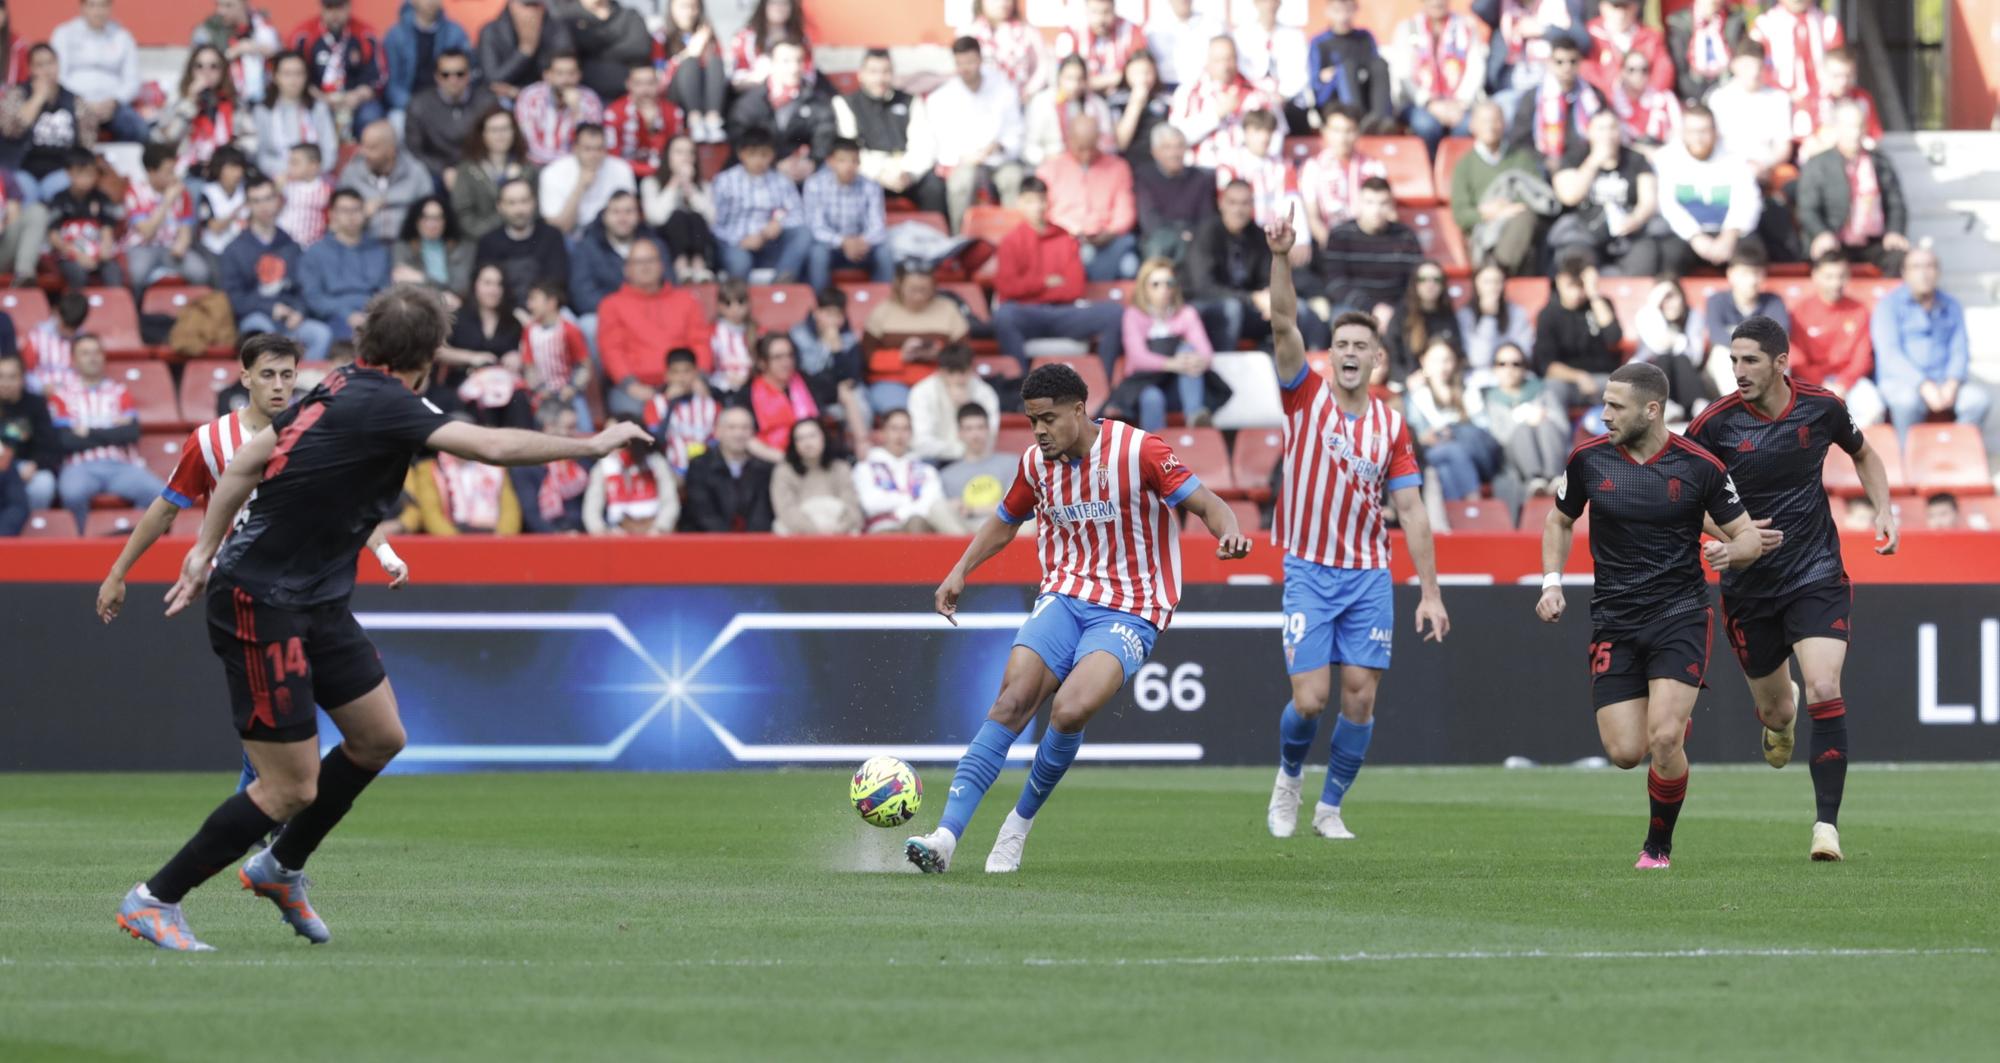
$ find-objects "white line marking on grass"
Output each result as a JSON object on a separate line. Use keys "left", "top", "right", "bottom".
{"left": 3, "top": 947, "right": 1985, "bottom": 971}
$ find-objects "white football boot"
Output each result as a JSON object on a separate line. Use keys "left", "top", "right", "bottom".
{"left": 1810, "top": 822, "right": 1844, "bottom": 862}
{"left": 1268, "top": 771, "right": 1303, "bottom": 838}
{"left": 1312, "top": 802, "right": 1356, "bottom": 840}
{"left": 904, "top": 828, "right": 957, "bottom": 874}
{"left": 985, "top": 811, "right": 1034, "bottom": 873}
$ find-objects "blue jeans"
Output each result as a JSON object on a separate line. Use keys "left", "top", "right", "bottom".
{"left": 1195, "top": 296, "right": 1330, "bottom": 352}
{"left": 1135, "top": 373, "right": 1209, "bottom": 430}
{"left": 1079, "top": 233, "right": 1139, "bottom": 282}
{"left": 58, "top": 459, "right": 165, "bottom": 532}
{"left": 867, "top": 381, "right": 911, "bottom": 413}
{"left": 1879, "top": 379, "right": 1993, "bottom": 444}
{"left": 718, "top": 226, "right": 813, "bottom": 282}
{"left": 1404, "top": 103, "right": 1472, "bottom": 155}
{"left": 805, "top": 238, "right": 895, "bottom": 291}
{"left": 1423, "top": 423, "right": 1501, "bottom": 500}
{"left": 992, "top": 300, "right": 1124, "bottom": 375}
{"left": 10, "top": 169, "right": 71, "bottom": 204}
{"left": 100, "top": 102, "right": 151, "bottom": 143}
{"left": 239, "top": 312, "right": 334, "bottom": 361}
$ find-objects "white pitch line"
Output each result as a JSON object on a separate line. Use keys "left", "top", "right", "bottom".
{"left": 2, "top": 947, "right": 1984, "bottom": 971}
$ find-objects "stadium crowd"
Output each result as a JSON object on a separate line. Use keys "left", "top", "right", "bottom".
{"left": 0, "top": 0, "right": 1992, "bottom": 537}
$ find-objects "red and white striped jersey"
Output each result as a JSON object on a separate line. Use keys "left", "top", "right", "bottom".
{"left": 710, "top": 321, "right": 753, "bottom": 392}
{"left": 644, "top": 391, "right": 720, "bottom": 474}
{"left": 726, "top": 27, "right": 816, "bottom": 84}
{"left": 1213, "top": 144, "right": 1299, "bottom": 229}
{"left": 1298, "top": 148, "right": 1388, "bottom": 232}
{"left": 998, "top": 420, "right": 1198, "bottom": 631}
{"left": 163, "top": 409, "right": 252, "bottom": 508}
{"left": 1053, "top": 19, "right": 1148, "bottom": 85}
{"left": 1276, "top": 369, "right": 1421, "bottom": 570}
{"left": 46, "top": 376, "right": 142, "bottom": 468}
{"left": 24, "top": 321, "right": 77, "bottom": 392}
{"left": 520, "top": 319, "right": 589, "bottom": 393}
{"left": 122, "top": 179, "right": 195, "bottom": 250}
{"left": 279, "top": 177, "right": 332, "bottom": 248}
{"left": 515, "top": 81, "right": 606, "bottom": 166}
{"left": 1169, "top": 72, "right": 1277, "bottom": 169}
{"left": 961, "top": 17, "right": 1045, "bottom": 98}
{"left": 604, "top": 95, "right": 681, "bottom": 179}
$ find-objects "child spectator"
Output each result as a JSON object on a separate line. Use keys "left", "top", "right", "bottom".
{"left": 196, "top": 146, "right": 253, "bottom": 257}
{"left": 519, "top": 279, "right": 592, "bottom": 430}
{"left": 123, "top": 142, "right": 208, "bottom": 293}
{"left": 48, "top": 150, "right": 124, "bottom": 289}
{"left": 47, "top": 334, "right": 163, "bottom": 531}
{"left": 853, "top": 409, "right": 961, "bottom": 534}
{"left": 277, "top": 143, "right": 333, "bottom": 247}
{"left": 907, "top": 342, "right": 999, "bottom": 463}
{"left": 22, "top": 292, "right": 90, "bottom": 393}
{"left": 803, "top": 137, "right": 892, "bottom": 291}
{"left": 1214, "top": 109, "right": 1299, "bottom": 231}
{"left": 939, "top": 403, "right": 1021, "bottom": 526}
{"left": 644, "top": 347, "right": 719, "bottom": 477}
{"left": 709, "top": 277, "right": 757, "bottom": 397}
{"left": 1299, "top": 104, "right": 1387, "bottom": 253}
{"left": 711, "top": 126, "right": 811, "bottom": 282}
{"left": 771, "top": 417, "right": 863, "bottom": 535}
{"left": 584, "top": 418, "right": 679, "bottom": 535}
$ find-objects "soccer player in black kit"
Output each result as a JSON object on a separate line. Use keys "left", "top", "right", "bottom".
{"left": 1686, "top": 316, "right": 1899, "bottom": 862}
{"left": 115, "top": 285, "right": 652, "bottom": 952}
{"left": 1536, "top": 363, "right": 1774, "bottom": 870}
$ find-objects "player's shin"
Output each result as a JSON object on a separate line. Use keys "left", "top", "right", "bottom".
{"left": 1807, "top": 699, "right": 1849, "bottom": 826}
{"left": 1279, "top": 701, "right": 1318, "bottom": 778}
{"left": 1014, "top": 726, "right": 1084, "bottom": 820}
{"left": 938, "top": 720, "right": 1019, "bottom": 839}
{"left": 1320, "top": 717, "right": 1374, "bottom": 809}
{"left": 1644, "top": 767, "right": 1688, "bottom": 855}
{"left": 146, "top": 792, "right": 282, "bottom": 903}
{"left": 269, "top": 746, "right": 381, "bottom": 872}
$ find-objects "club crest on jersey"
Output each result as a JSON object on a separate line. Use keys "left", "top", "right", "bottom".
{"left": 1667, "top": 477, "right": 1682, "bottom": 502}
{"left": 1798, "top": 424, "right": 1811, "bottom": 448}
{"left": 1320, "top": 424, "right": 1383, "bottom": 481}
{"left": 1095, "top": 464, "right": 1111, "bottom": 492}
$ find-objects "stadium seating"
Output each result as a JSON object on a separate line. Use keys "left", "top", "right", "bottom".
{"left": 997, "top": 425, "right": 1037, "bottom": 457}
{"left": 1358, "top": 135, "right": 1437, "bottom": 204}
{"left": 1082, "top": 281, "right": 1133, "bottom": 307}
{"left": 1518, "top": 495, "right": 1588, "bottom": 533}
{"left": 83, "top": 288, "right": 145, "bottom": 358}
{"left": 1222, "top": 497, "right": 1262, "bottom": 534}
{"left": 113, "top": 362, "right": 181, "bottom": 428}
{"left": 972, "top": 355, "right": 1018, "bottom": 381}
{"left": 83, "top": 509, "right": 145, "bottom": 537}
{"left": 0, "top": 288, "right": 50, "bottom": 335}
{"left": 885, "top": 210, "right": 949, "bottom": 235}
{"left": 682, "top": 282, "right": 719, "bottom": 320}
{"left": 1904, "top": 423, "right": 1993, "bottom": 494}
{"left": 1208, "top": 352, "right": 1284, "bottom": 429}
{"left": 938, "top": 283, "right": 992, "bottom": 322}
{"left": 841, "top": 282, "right": 892, "bottom": 334}
{"left": 1442, "top": 499, "right": 1514, "bottom": 532}
{"left": 1403, "top": 207, "right": 1470, "bottom": 275}
{"left": 1230, "top": 426, "right": 1287, "bottom": 500}
{"left": 15, "top": 512, "right": 73, "bottom": 539}
{"left": 1957, "top": 496, "right": 2000, "bottom": 531}
{"left": 1029, "top": 355, "right": 1109, "bottom": 412}
{"left": 1432, "top": 137, "right": 1474, "bottom": 203}
{"left": 749, "top": 284, "right": 815, "bottom": 333}
{"left": 141, "top": 285, "right": 212, "bottom": 319}
{"left": 137, "top": 431, "right": 186, "bottom": 482}
{"left": 1157, "top": 426, "right": 1232, "bottom": 493}
{"left": 178, "top": 359, "right": 239, "bottom": 423}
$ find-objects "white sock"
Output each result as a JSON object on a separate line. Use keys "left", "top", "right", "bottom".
{"left": 1316, "top": 801, "right": 1341, "bottom": 816}
{"left": 1001, "top": 809, "right": 1033, "bottom": 833}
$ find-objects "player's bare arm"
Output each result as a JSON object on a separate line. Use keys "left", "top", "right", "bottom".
{"left": 1537, "top": 506, "right": 1576, "bottom": 623}
{"left": 1711, "top": 511, "right": 1777, "bottom": 571}
{"left": 1701, "top": 514, "right": 1782, "bottom": 569}
{"left": 1389, "top": 485, "right": 1449, "bottom": 641}
{"left": 164, "top": 427, "right": 276, "bottom": 617}
{"left": 935, "top": 514, "right": 1027, "bottom": 626}
{"left": 1179, "top": 486, "right": 1253, "bottom": 560}
{"left": 1264, "top": 219, "right": 1306, "bottom": 383}
{"left": 97, "top": 496, "right": 185, "bottom": 623}
{"left": 1852, "top": 439, "right": 1900, "bottom": 555}
{"left": 365, "top": 525, "right": 410, "bottom": 590}
{"left": 426, "top": 420, "right": 652, "bottom": 468}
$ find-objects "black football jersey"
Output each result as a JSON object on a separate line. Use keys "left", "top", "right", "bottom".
{"left": 215, "top": 365, "right": 450, "bottom": 608}
{"left": 1685, "top": 382, "right": 1863, "bottom": 599}
{"left": 1556, "top": 434, "right": 1747, "bottom": 631}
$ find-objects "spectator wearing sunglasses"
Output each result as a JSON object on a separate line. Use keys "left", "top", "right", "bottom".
{"left": 1476, "top": 341, "right": 1572, "bottom": 499}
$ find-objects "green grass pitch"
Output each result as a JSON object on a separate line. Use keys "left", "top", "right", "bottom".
{"left": 3, "top": 766, "right": 1996, "bottom": 1062}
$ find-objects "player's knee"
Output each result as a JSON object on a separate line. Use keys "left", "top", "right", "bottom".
{"left": 256, "top": 778, "right": 317, "bottom": 819}
{"left": 1338, "top": 688, "right": 1376, "bottom": 725}
{"left": 987, "top": 688, "right": 1040, "bottom": 731}
{"left": 1049, "top": 700, "right": 1091, "bottom": 733}
{"left": 1607, "top": 747, "right": 1644, "bottom": 770}
{"left": 1292, "top": 687, "right": 1330, "bottom": 718}
{"left": 1802, "top": 676, "right": 1841, "bottom": 706}
{"left": 1646, "top": 724, "right": 1685, "bottom": 762}
{"left": 345, "top": 725, "right": 406, "bottom": 771}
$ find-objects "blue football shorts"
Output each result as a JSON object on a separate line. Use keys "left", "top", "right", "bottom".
{"left": 1280, "top": 555, "right": 1394, "bottom": 675}
{"left": 1014, "top": 593, "right": 1159, "bottom": 684}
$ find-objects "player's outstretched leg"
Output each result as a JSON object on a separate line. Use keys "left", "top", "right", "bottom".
{"left": 908, "top": 647, "right": 1056, "bottom": 874}
{"left": 1638, "top": 678, "right": 1700, "bottom": 869}
{"left": 1744, "top": 668, "right": 1801, "bottom": 769}
{"left": 989, "top": 652, "right": 1125, "bottom": 872}
{"left": 1270, "top": 694, "right": 1322, "bottom": 838}
{"left": 1795, "top": 637, "right": 1850, "bottom": 861}
{"left": 1313, "top": 667, "right": 1382, "bottom": 841}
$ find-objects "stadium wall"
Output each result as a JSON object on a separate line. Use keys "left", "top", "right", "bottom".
{"left": 5, "top": 535, "right": 1999, "bottom": 772}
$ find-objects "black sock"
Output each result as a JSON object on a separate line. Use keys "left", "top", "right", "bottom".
{"left": 1807, "top": 699, "right": 1848, "bottom": 826}
{"left": 270, "top": 746, "right": 381, "bottom": 872}
{"left": 146, "top": 791, "right": 280, "bottom": 904}
{"left": 1645, "top": 767, "right": 1688, "bottom": 855}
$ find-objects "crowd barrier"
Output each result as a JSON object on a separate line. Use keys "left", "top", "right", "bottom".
{"left": 4, "top": 535, "right": 1998, "bottom": 772}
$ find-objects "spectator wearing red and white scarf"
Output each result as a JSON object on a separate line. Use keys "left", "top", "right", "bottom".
{"left": 1213, "top": 113, "right": 1300, "bottom": 231}
{"left": 1607, "top": 49, "right": 1681, "bottom": 153}
{"left": 287, "top": 0, "right": 385, "bottom": 134}
{"left": 1505, "top": 37, "right": 1601, "bottom": 170}
{"left": 584, "top": 442, "right": 678, "bottom": 535}
{"left": 1021, "top": 55, "right": 1117, "bottom": 169}
{"left": 1169, "top": 37, "right": 1277, "bottom": 171}
{"left": 604, "top": 66, "right": 680, "bottom": 182}
{"left": 709, "top": 279, "right": 757, "bottom": 396}
{"left": 1233, "top": 0, "right": 1310, "bottom": 113}
{"left": 1792, "top": 46, "right": 1882, "bottom": 161}
{"left": 160, "top": 45, "right": 242, "bottom": 176}
{"left": 1298, "top": 105, "right": 1386, "bottom": 249}
{"left": 193, "top": 0, "right": 282, "bottom": 102}
{"left": 1389, "top": 0, "right": 1489, "bottom": 153}
{"left": 46, "top": 335, "right": 163, "bottom": 532}
{"left": 1581, "top": 0, "right": 1673, "bottom": 97}
{"left": 515, "top": 52, "right": 604, "bottom": 166}
{"left": 644, "top": 349, "right": 719, "bottom": 476}
{"left": 1665, "top": 0, "right": 1747, "bottom": 104}
{"left": 1752, "top": 0, "right": 1844, "bottom": 103}
{"left": 1798, "top": 99, "right": 1908, "bottom": 278}
{"left": 727, "top": 0, "right": 814, "bottom": 89}
{"left": 125, "top": 143, "right": 212, "bottom": 291}
{"left": 1054, "top": 0, "right": 1148, "bottom": 96}
{"left": 961, "top": 0, "right": 1049, "bottom": 101}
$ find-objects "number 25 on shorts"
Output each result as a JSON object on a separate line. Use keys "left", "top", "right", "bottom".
{"left": 1589, "top": 641, "right": 1613, "bottom": 676}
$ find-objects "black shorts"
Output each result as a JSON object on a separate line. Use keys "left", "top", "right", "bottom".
{"left": 1722, "top": 576, "right": 1852, "bottom": 680}
{"left": 206, "top": 577, "right": 384, "bottom": 743}
{"left": 1589, "top": 608, "right": 1713, "bottom": 710}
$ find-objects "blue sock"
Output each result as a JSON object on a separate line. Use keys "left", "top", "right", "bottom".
{"left": 938, "top": 720, "right": 1019, "bottom": 839}
{"left": 1279, "top": 702, "right": 1318, "bottom": 778}
{"left": 1013, "top": 727, "right": 1084, "bottom": 820}
{"left": 1321, "top": 718, "right": 1374, "bottom": 808}
{"left": 237, "top": 753, "right": 258, "bottom": 793}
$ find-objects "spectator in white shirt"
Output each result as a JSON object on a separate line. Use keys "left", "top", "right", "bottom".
{"left": 853, "top": 408, "right": 963, "bottom": 534}
{"left": 48, "top": 0, "right": 148, "bottom": 142}
{"left": 1144, "top": 0, "right": 1220, "bottom": 90}
{"left": 907, "top": 342, "right": 999, "bottom": 464}
{"left": 1234, "top": 0, "right": 1311, "bottom": 128}
{"left": 1652, "top": 103, "right": 1764, "bottom": 276}
{"left": 1388, "top": 0, "right": 1488, "bottom": 154}
{"left": 540, "top": 123, "right": 637, "bottom": 235}
{"left": 1705, "top": 37, "right": 1792, "bottom": 179}
{"left": 925, "top": 36, "right": 1025, "bottom": 231}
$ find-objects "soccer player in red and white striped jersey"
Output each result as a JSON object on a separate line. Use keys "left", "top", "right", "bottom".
{"left": 1261, "top": 218, "right": 1449, "bottom": 844}
{"left": 905, "top": 363, "right": 1252, "bottom": 875}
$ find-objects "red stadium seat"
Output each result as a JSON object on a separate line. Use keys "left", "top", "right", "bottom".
{"left": 112, "top": 362, "right": 181, "bottom": 428}
{"left": 1223, "top": 497, "right": 1262, "bottom": 534}
{"left": 1904, "top": 423, "right": 1992, "bottom": 494}
{"left": 696, "top": 143, "right": 731, "bottom": 182}
{"left": 1083, "top": 281, "right": 1133, "bottom": 307}
{"left": 1821, "top": 437, "right": 1864, "bottom": 495}
{"left": 1863, "top": 423, "right": 1908, "bottom": 491}
{"left": 1433, "top": 137, "right": 1474, "bottom": 202}
{"left": 1155, "top": 426, "right": 1231, "bottom": 493}
{"left": 1231, "top": 426, "right": 1286, "bottom": 500}
{"left": 750, "top": 284, "right": 814, "bottom": 332}
{"left": 1030, "top": 355, "right": 1109, "bottom": 414}
{"left": 1283, "top": 135, "right": 1317, "bottom": 168}
{"left": 1442, "top": 499, "right": 1514, "bottom": 532}
{"left": 1681, "top": 276, "right": 1728, "bottom": 312}
{"left": 1518, "top": 494, "right": 1588, "bottom": 533}
{"left": 937, "top": 282, "right": 992, "bottom": 322}
{"left": 137, "top": 431, "right": 187, "bottom": 482}
{"left": 0, "top": 287, "right": 51, "bottom": 334}
{"left": 1359, "top": 135, "right": 1437, "bottom": 204}
{"left": 1504, "top": 277, "right": 1551, "bottom": 316}
{"left": 1827, "top": 423, "right": 1907, "bottom": 496}
{"left": 179, "top": 358, "right": 238, "bottom": 423}
{"left": 824, "top": 70, "right": 860, "bottom": 96}
{"left": 1402, "top": 207, "right": 1469, "bottom": 275}
{"left": 141, "top": 284, "right": 214, "bottom": 318}
{"left": 84, "top": 509, "right": 145, "bottom": 537}
{"left": 1591, "top": 275, "right": 1655, "bottom": 344}
{"left": 16, "top": 512, "right": 75, "bottom": 538}
{"left": 840, "top": 282, "right": 893, "bottom": 334}
{"left": 681, "top": 282, "right": 718, "bottom": 320}
{"left": 1956, "top": 496, "right": 2000, "bottom": 532}
{"left": 83, "top": 288, "right": 145, "bottom": 357}
{"left": 997, "top": 425, "right": 1037, "bottom": 457}
{"left": 972, "top": 355, "right": 1018, "bottom": 381}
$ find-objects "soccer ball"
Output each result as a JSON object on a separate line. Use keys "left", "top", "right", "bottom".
{"left": 850, "top": 756, "right": 923, "bottom": 828}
